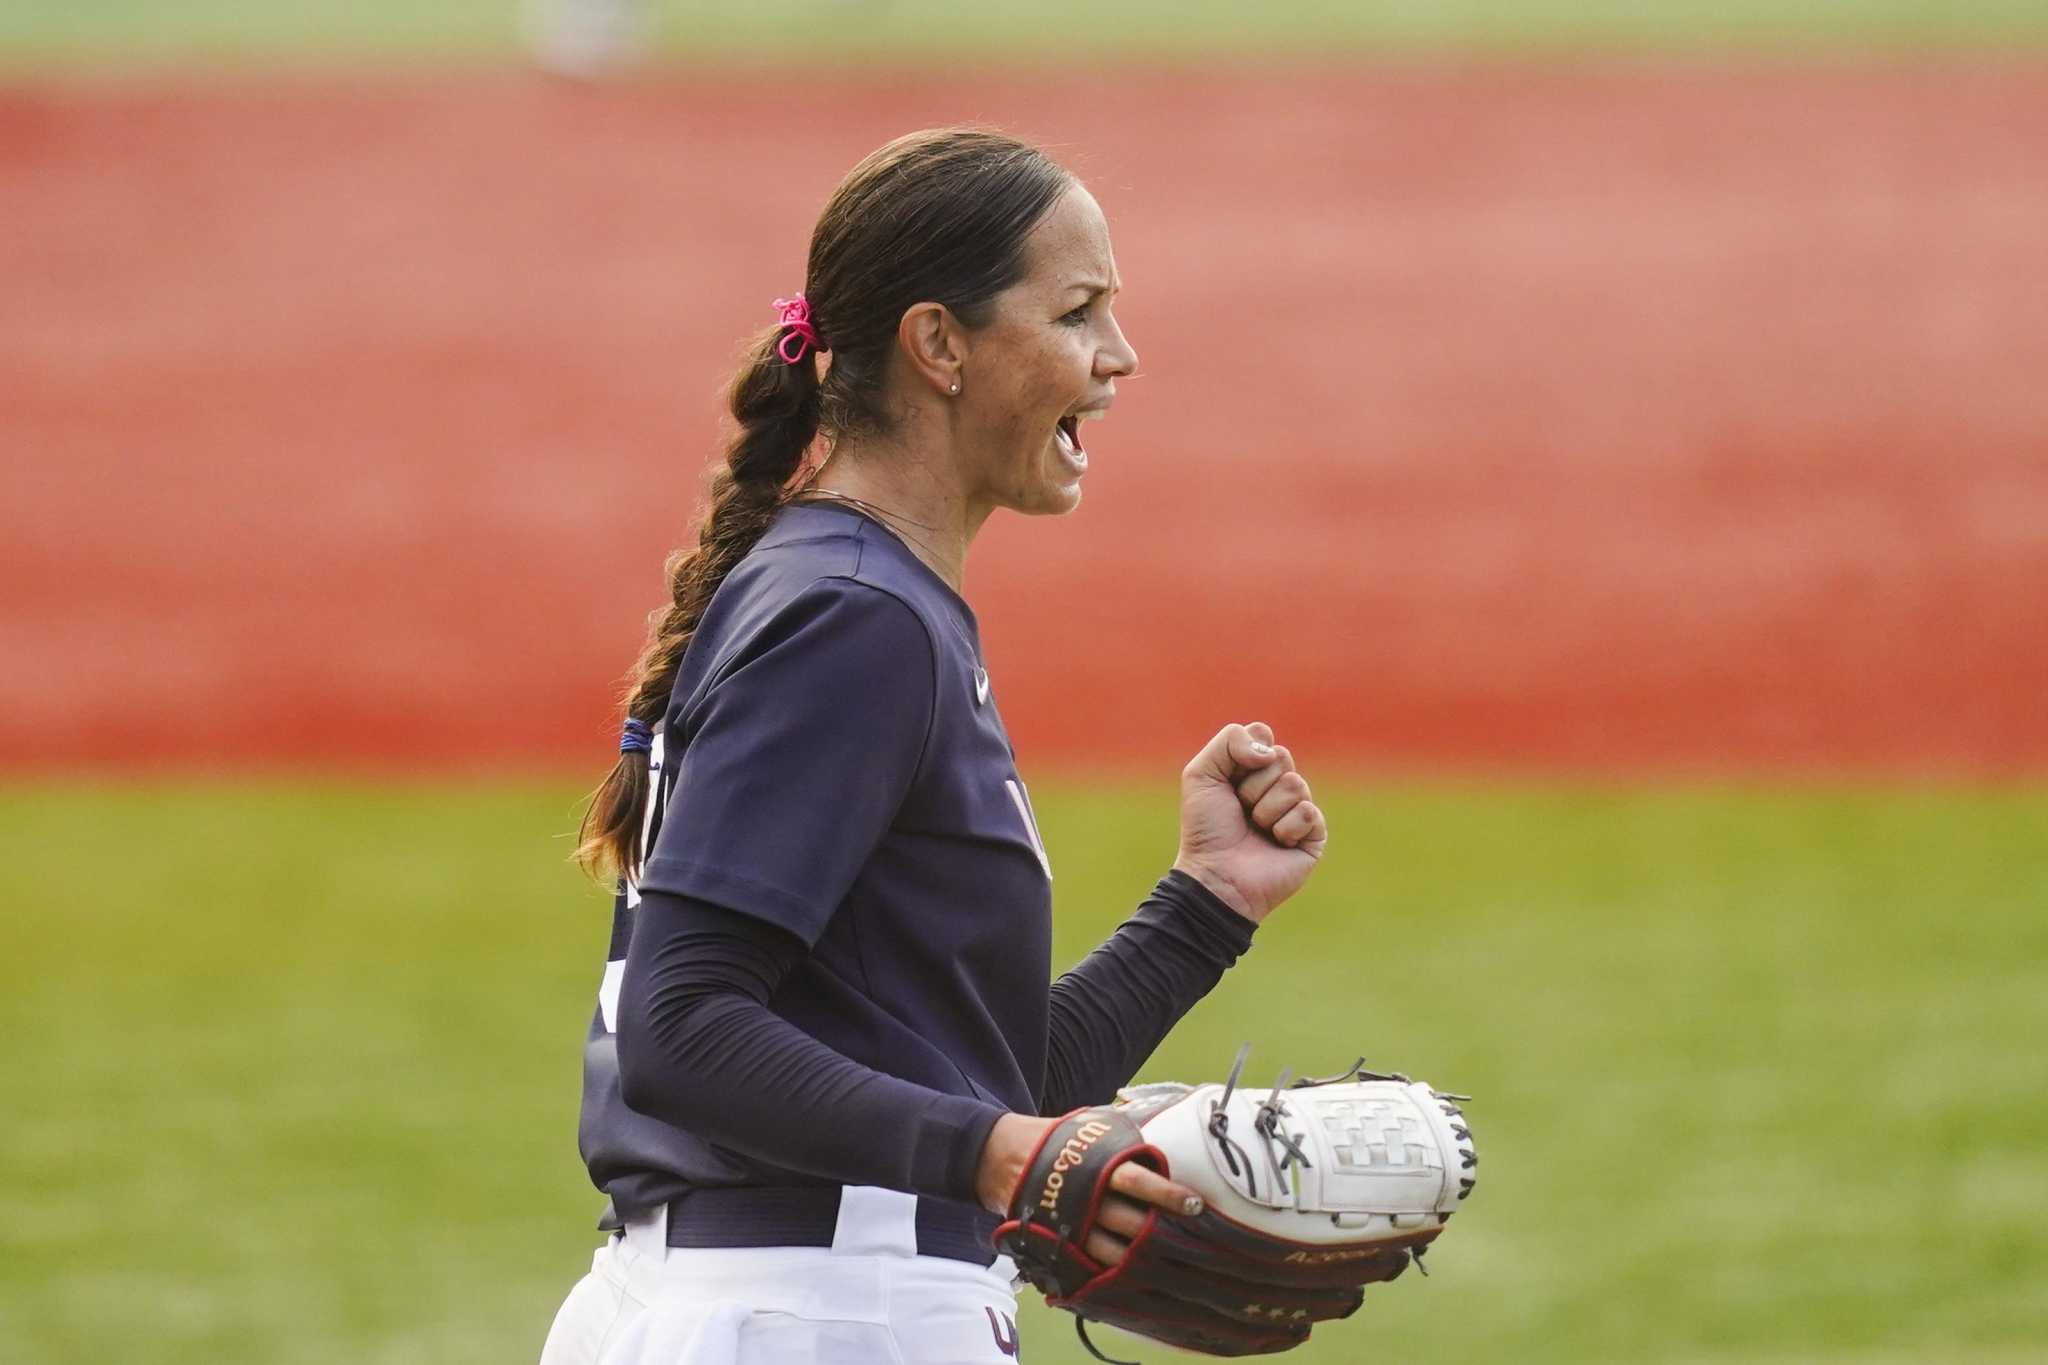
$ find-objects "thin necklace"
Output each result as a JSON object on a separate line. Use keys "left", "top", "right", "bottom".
{"left": 790, "top": 487, "right": 951, "bottom": 576}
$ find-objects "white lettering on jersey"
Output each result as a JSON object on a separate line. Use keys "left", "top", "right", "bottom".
{"left": 609, "top": 729, "right": 666, "bottom": 1027}
{"left": 1004, "top": 778, "right": 1053, "bottom": 880}
{"left": 598, "top": 958, "right": 625, "bottom": 1034}
{"left": 623, "top": 729, "right": 666, "bottom": 909}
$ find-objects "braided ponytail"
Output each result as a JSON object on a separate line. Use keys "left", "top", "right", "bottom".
{"left": 575, "top": 329, "right": 821, "bottom": 879}
{"left": 577, "top": 127, "right": 1072, "bottom": 882}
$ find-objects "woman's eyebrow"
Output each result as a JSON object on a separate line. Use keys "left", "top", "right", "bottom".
{"left": 1065, "top": 279, "right": 1120, "bottom": 298}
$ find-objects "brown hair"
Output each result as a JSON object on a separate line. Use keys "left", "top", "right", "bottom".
{"left": 576, "top": 127, "right": 1073, "bottom": 879}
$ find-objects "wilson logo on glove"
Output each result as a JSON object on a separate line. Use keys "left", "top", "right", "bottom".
{"left": 994, "top": 1044, "right": 1479, "bottom": 1363}
{"left": 1041, "top": 1118, "right": 1118, "bottom": 1214}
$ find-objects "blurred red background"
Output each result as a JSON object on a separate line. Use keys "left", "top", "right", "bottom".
{"left": 5, "top": 67, "right": 2045, "bottom": 775}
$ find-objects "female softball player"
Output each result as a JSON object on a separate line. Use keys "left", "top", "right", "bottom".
{"left": 540, "top": 127, "right": 1329, "bottom": 1365}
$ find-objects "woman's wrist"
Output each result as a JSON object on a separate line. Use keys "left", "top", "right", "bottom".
{"left": 1169, "top": 858, "right": 1257, "bottom": 922}
{"left": 975, "top": 1111, "right": 1059, "bottom": 1214}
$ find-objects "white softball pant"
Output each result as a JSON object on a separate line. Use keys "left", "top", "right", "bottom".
{"left": 539, "top": 1204, "right": 1024, "bottom": 1365}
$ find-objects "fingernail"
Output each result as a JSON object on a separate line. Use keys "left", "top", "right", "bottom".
{"left": 1248, "top": 741, "right": 1273, "bottom": 757}
{"left": 1183, "top": 1195, "right": 1205, "bottom": 1217}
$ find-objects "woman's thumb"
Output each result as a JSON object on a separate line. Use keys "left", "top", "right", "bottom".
{"left": 1183, "top": 722, "right": 1273, "bottom": 784}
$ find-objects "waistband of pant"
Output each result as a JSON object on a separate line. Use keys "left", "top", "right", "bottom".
{"left": 616, "top": 1187, "right": 1002, "bottom": 1268}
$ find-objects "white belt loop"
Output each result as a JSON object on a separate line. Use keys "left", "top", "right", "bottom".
{"left": 829, "top": 1186, "right": 919, "bottom": 1257}
{"left": 621, "top": 1202, "right": 669, "bottom": 1263}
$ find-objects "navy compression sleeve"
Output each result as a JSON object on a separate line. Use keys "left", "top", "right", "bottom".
{"left": 1041, "top": 869, "right": 1257, "bottom": 1114}
{"left": 613, "top": 891, "right": 1005, "bottom": 1206}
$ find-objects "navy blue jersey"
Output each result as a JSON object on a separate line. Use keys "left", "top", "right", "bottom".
{"left": 579, "top": 502, "right": 1055, "bottom": 1214}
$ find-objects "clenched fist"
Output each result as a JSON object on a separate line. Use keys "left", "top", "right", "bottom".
{"left": 1172, "top": 722, "right": 1327, "bottom": 923}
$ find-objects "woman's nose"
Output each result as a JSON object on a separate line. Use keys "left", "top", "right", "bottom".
{"left": 1099, "top": 319, "right": 1138, "bottom": 378}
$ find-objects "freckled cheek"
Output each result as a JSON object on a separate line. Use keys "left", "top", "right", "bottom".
{"left": 997, "top": 375, "right": 1064, "bottom": 437}
{"left": 978, "top": 407, "right": 1046, "bottom": 486}
{"left": 1019, "top": 363, "right": 1077, "bottom": 420}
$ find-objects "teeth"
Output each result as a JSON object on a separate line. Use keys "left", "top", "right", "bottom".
{"left": 1055, "top": 416, "right": 1086, "bottom": 464}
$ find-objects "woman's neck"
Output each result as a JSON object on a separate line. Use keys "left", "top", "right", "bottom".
{"left": 804, "top": 438, "right": 990, "bottom": 594}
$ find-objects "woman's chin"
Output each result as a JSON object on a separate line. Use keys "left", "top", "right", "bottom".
{"left": 1036, "top": 466, "right": 1086, "bottom": 515}
{"left": 1042, "top": 443, "right": 1088, "bottom": 511}
{"left": 999, "top": 451, "right": 1086, "bottom": 516}
{"left": 1010, "top": 485, "right": 1083, "bottom": 518}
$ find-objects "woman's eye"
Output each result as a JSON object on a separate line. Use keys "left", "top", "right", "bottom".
{"left": 1059, "top": 304, "right": 1090, "bottom": 326}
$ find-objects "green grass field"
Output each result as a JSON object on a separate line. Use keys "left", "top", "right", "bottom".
{"left": 5, "top": 0, "right": 2047, "bottom": 71}
{"left": 3, "top": 781, "right": 2044, "bottom": 1363}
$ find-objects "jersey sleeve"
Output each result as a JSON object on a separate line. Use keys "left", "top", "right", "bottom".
{"left": 637, "top": 576, "right": 936, "bottom": 945}
{"left": 1041, "top": 870, "right": 1257, "bottom": 1113}
{"left": 614, "top": 891, "right": 1004, "bottom": 1203}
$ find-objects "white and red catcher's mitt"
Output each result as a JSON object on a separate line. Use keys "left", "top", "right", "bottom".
{"left": 994, "top": 1047, "right": 1478, "bottom": 1361}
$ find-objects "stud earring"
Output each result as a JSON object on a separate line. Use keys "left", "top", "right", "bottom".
{"left": 949, "top": 381, "right": 960, "bottom": 395}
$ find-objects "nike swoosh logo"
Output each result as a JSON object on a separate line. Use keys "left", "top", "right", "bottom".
{"left": 974, "top": 667, "right": 990, "bottom": 705}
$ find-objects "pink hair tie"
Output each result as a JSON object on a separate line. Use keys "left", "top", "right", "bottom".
{"left": 773, "top": 295, "right": 824, "bottom": 365}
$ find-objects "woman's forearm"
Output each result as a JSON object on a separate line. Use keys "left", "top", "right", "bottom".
{"left": 1041, "top": 870, "right": 1256, "bottom": 1114}
{"left": 615, "top": 891, "right": 1003, "bottom": 1204}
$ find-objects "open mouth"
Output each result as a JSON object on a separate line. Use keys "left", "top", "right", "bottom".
{"left": 1056, "top": 414, "right": 1087, "bottom": 471}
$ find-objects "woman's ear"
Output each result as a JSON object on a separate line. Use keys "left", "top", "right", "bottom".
{"left": 898, "top": 301, "right": 965, "bottom": 398}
